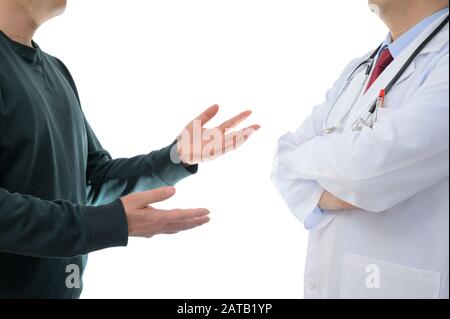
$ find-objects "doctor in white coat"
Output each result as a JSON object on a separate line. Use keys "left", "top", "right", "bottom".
{"left": 272, "top": 0, "right": 449, "bottom": 299}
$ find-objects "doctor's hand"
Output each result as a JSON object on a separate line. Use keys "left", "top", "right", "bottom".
{"left": 176, "top": 105, "right": 261, "bottom": 165}
{"left": 121, "top": 187, "right": 210, "bottom": 238}
{"left": 319, "top": 191, "right": 357, "bottom": 211}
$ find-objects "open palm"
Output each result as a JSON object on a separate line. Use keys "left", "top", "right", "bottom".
{"left": 177, "top": 105, "right": 260, "bottom": 165}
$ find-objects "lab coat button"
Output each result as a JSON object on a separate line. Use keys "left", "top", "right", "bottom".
{"left": 306, "top": 276, "right": 316, "bottom": 290}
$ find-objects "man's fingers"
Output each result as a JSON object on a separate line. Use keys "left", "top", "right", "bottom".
{"left": 194, "top": 104, "right": 219, "bottom": 126}
{"left": 160, "top": 231, "right": 180, "bottom": 235}
{"left": 243, "top": 125, "right": 262, "bottom": 138}
{"left": 164, "top": 216, "right": 211, "bottom": 232}
{"left": 223, "top": 125, "right": 261, "bottom": 152}
{"left": 218, "top": 110, "right": 252, "bottom": 132}
{"left": 156, "top": 208, "right": 210, "bottom": 222}
{"left": 125, "top": 187, "right": 176, "bottom": 209}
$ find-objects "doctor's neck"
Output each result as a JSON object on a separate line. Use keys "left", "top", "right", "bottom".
{"left": 371, "top": 0, "right": 449, "bottom": 41}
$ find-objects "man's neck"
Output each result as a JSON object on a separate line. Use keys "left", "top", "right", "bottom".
{"left": 381, "top": 2, "right": 448, "bottom": 41}
{"left": 0, "top": 2, "right": 38, "bottom": 47}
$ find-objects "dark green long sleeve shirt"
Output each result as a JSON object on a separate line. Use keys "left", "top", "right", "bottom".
{"left": 0, "top": 30, "right": 197, "bottom": 299}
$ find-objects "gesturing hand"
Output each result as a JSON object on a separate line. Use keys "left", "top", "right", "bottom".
{"left": 176, "top": 104, "right": 261, "bottom": 165}
{"left": 121, "top": 187, "right": 210, "bottom": 238}
{"left": 319, "top": 191, "right": 357, "bottom": 211}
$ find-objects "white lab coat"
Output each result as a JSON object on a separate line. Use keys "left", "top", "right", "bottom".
{"left": 272, "top": 15, "right": 449, "bottom": 299}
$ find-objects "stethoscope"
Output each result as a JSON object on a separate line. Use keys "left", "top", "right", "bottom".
{"left": 322, "top": 14, "right": 449, "bottom": 134}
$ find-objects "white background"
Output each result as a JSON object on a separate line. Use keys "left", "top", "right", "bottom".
{"left": 36, "top": 0, "right": 386, "bottom": 299}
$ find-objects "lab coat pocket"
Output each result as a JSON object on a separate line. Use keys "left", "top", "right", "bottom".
{"left": 339, "top": 253, "right": 441, "bottom": 299}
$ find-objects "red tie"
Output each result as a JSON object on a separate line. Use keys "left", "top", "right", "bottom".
{"left": 366, "top": 47, "right": 394, "bottom": 92}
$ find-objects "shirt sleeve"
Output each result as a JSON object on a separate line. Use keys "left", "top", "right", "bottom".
{"left": 0, "top": 187, "right": 128, "bottom": 258}
{"left": 281, "top": 55, "right": 449, "bottom": 213}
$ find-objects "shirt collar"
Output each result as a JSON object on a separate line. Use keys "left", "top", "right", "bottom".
{"left": 380, "top": 6, "right": 449, "bottom": 59}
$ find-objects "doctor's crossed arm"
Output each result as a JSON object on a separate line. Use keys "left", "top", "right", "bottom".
{"left": 271, "top": 59, "right": 363, "bottom": 229}
{"left": 280, "top": 54, "right": 449, "bottom": 213}
{"left": 273, "top": 4, "right": 450, "bottom": 225}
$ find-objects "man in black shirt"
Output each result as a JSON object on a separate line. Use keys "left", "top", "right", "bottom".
{"left": 0, "top": 0, "right": 260, "bottom": 298}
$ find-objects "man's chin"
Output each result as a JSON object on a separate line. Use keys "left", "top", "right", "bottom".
{"left": 54, "top": 1, "right": 68, "bottom": 17}
{"left": 369, "top": 3, "right": 382, "bottom": 17}
{"left": 43, "top": 0, "right": 68, "bottom": 19}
